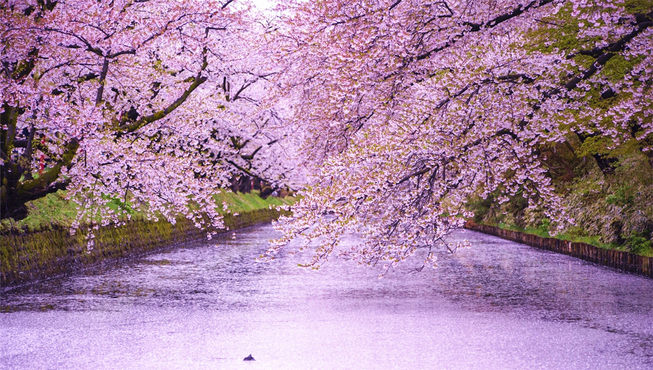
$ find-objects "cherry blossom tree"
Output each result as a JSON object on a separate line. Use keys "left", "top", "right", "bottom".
{"left": 268, "top": 0, "right": 652, "bottom": 269}
{"left": 2, "top": 0, "right": 650, "bottom": 264}
{"left": 1, "top": 0, "right": 297, "bottom": 238}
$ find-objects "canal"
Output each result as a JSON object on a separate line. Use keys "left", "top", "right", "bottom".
{"left": 1, "top": 224, "right": 652, "bottom": 369}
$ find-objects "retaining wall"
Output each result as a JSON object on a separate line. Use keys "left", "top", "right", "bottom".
{"left": 465, "top": 221, "right": 652, "bottom": 279}
{"left": 0, "top": 208, "right": 282, "bottom": 287}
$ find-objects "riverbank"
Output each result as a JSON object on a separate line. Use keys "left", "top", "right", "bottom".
{"left": 1, "top": 191, "right": 294, "bottom": 287}
{"left": 465, "top": 221, "right": 653, "bottom": 279}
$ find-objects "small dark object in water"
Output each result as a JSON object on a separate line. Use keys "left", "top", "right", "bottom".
{"left": 243, "top": 354, "right": 255, "bottom": 361}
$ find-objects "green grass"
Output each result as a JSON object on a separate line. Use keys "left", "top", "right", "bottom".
{"left": 1, "top": 190, "right": 296, "bottom": 233}
{"left": 495, "top": 222, "right": 653, "bottom": 257}
{"left": 213, "top": 190, "right": 295, "bottom": 214}
{"left": 1, "top": 191, "right": 78, "bottom": 232}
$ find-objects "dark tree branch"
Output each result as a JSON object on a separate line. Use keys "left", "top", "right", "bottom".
{"left": 117, "top": 53, "right": 209, "bottom": 135}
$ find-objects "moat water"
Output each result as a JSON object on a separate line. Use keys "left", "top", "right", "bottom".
{"left": 1, "top": 224, "right": 652, "bottom": 369}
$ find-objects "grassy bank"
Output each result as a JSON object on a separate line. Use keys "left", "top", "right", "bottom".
{"left": 465, "top": 221, "right": 653, "bottom": 278}
{"left": 1, "top": 191, "right": 295, "bottom": 287}
{"left": 489, "top": 222, "right": 653, "bottom": 258}
{"left": 0, "top": 190, "right": 294, "bottom": 233}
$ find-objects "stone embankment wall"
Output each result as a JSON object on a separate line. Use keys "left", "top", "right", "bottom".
{"left": 0, "top": 209, "right": 281, "bottom": 287}
{"left": 465, "top": 221, "right": 652, "bottom": 279}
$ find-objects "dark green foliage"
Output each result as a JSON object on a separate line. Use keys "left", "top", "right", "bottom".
{"left": 626, "top": 234, "right": 653, "bottom": 254}
{"left": 605, "top": 185, "right": 635, "bottom": 207}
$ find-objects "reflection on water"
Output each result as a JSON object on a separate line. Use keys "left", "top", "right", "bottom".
{"left": 1, "top": 224, "right": 652, "bottom": 369}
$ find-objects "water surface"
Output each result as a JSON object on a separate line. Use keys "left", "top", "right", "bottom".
{"left": 2, "top": 224, "right": 652, "bottom": 369}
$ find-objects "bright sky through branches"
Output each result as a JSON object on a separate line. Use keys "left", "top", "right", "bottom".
{"left": 251, "top": 0, "right": 274, "bottom": 11}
